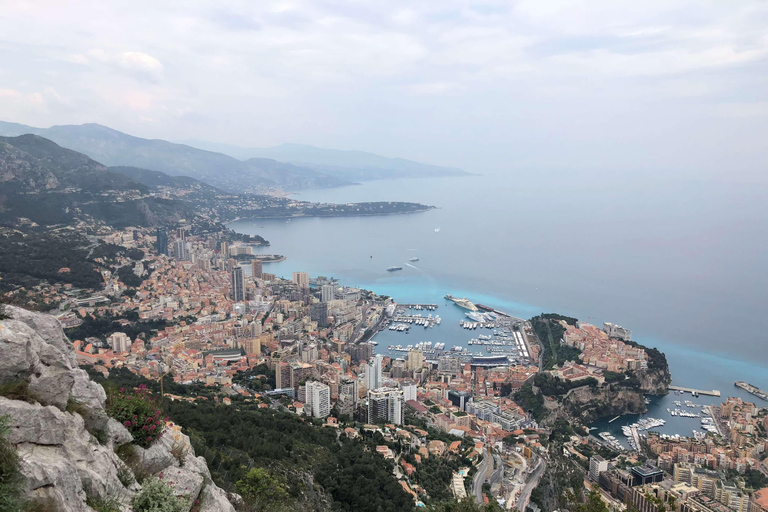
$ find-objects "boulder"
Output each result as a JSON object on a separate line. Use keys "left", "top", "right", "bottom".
{"left": 199, "top": 484, "right": 237, "bottom": 512}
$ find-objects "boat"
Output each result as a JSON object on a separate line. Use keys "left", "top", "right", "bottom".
{"left": 435, "top": 227, "right": 441, "bottom": 233}
{"left": 387, "top": 266, "right": 403, "bottom": 272}
{"left": 445, "top": 294, "right": 479, "bottom": 311}
{"left": 409, "top": 257, "right": 420, "bottom": 262}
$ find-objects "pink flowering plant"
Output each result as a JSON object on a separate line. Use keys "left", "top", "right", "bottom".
{"left": 106, "top": 384, "right": 167, "bottom": 448}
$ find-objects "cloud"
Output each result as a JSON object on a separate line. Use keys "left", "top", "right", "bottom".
{"left": 84, "top": 49, "right": 163, "bottom": 73}
{"left": 0, "top": 0, "right": 766, "bottom": 172}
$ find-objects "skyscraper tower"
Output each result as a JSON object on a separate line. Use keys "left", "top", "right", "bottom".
{"left": 231, "top": 266, "right": 245, "bottom": 302}
{"left": 292, "top": 272, "right": 310, "bottom": 290}
{"left": 251, "top": 259, "right": 262, "bottom": 280}
{"left": 221, "top": 241, "right": 230, "bottom": 258}
{"left": 321, "top": 284, "right": 335, "bottom": 302}
{"left": 177, "top": 227, "right": 185, "bottom": 240}
{"left": 155, "top": 228, "right": 168, "bottom": 256}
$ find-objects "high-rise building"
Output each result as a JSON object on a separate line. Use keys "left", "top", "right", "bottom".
{"left": 365, "top": 354, "right": 383, "bottom": 391}
{"left": 231, "top": 266, "right": 245, "bottom": 302}
{"left": 306, "top": 381, "right": 331, "bottom": 418}
{"left": 220, "top": 241, "right": 230, "bottom": 258}
{"left": 155, "top": 228, "right": 168, "bottom": 255}
{"left": 292, "top": 272, "right": 310, "bottom": 290}
{"left": 321, "top": 284, "right": 335, "bottom": 302}
{"left": 107, "top": 332, "right": 132, "bottom": 353}
{"left": 177, "top": 227, "right": 185, "bottom": 240}
{"left": 367, "top": 388, "right": 403, "bottom": 425}
{"left": 243, "top": 337, "right": 261, "bottom": 357}
{"left": 406, "top": 349, "right": 423, "bottom": 371}
{"left": 251, "top": 259, "right": 262, "bottom": 280}
{"left": 401, "top": 380, "right": 417, "bottom": 402}
{"left": 174, "top": 239, "right": 188, "bottom": 260}
{"left": 448, "top": 390, "right": 472, "bottom": 411}
{"left": 310, "top": 302, "right": 329, "bottom": 328}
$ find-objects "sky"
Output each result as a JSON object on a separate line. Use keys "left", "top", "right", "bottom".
{"left": 1, "top": 0, "right": 767, "bottom": 176}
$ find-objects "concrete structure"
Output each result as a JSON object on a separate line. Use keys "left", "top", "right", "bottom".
{"left": 603, "top": 322, "right": 632, "bottom": 341}
{"left": 365, "top": 354, "right": 383, "bottom": 391}
{"left": 321, "top": 284, "right": 335, "bottom": 302}
{"left": 107, "top": 332, "right": 131, "bottom": 353}
{"left": 589, "top": 455, "right": 609, "bottom": 481}
{"left": 368, "top": 388, "right": 404, "bottom": 425}
{"left": 155, "top": 228, "right": 168, "bottom": 255}
{"left": 406, "top": 349, "right": 423, "bottom": 371}
{"left": 250, "top": 259, "right": 262, "bottom": 280}
{"left": 231, "top": 266, "right": 245, "bottom": 302}
{"left": 292, "top": 272, "right": 310, "bottom": 290}
{"left": 306, "top": 381, "right": 331, "bottom": 418}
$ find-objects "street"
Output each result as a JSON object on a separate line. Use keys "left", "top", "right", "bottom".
{"left": 517, "top": 457, "right": 545, "bottom": 512}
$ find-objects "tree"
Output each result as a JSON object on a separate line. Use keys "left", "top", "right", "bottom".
{"left": 236, "top": 467, "right": 291, "bottom": 509}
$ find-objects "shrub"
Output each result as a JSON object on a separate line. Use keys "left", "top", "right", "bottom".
{"left": 0, "top": 415, "right": 24, "bottom": 511}
{"left": 132, "top": 478, "right": 184, "bottom": 512}
{"left": 0, "top": 380, "right": 38, "bottom": 404}
{"left": 116, "top": 461, "right": 135, "bottom": 487}
{"left": 66, "top": 398, "right": 88, "bottom": 417}
{"left": 86, "top": 495, "right": 123, "bottom": 512}
{"left": 106, "top": 385, "right": 167, "bottom": 448}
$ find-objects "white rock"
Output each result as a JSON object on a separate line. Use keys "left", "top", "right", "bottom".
{"left": 198, "top": 484, "right": 237, "bottom": 512}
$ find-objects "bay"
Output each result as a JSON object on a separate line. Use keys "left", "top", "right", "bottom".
{"left": 227, "top": 172, "right": 768, "bottom": 435}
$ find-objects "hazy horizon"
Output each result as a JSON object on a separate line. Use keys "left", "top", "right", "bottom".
{"left": 1, "top": 1, "right": 767, "bottom": 178}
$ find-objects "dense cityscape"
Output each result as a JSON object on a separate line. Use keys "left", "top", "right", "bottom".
{"left": 4, "top": 211, "right": 766, "bottom": 512}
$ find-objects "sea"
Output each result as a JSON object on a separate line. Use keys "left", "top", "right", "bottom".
{"left": 227, "top": 171, "right": 768, "bottom": 443}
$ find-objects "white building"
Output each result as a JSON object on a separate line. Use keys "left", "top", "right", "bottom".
{"left": 367, "top": 388, "right": 404, "bottom": 425}
{"left": 365, "top": 354, "right": 383, "bottom": 391}
{"left": 603, "top": 322, "right": 632, "bottom": 342}
{"left": 306, "top": 381, "right": 331, "bottom": 419}
{"left": 321, "top": 284, "right": 336, "bottom": 302}
{"left": 107, "top": 332, "right": 132, "bottom": 353}
{"left": 589, "top": 455, "right": 608, "bottom": 481}
{"left": 401, "top": 380, "right": 417, "bottom": 402}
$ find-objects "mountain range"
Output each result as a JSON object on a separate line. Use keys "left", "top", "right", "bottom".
{"left": 0, "top": 121, "right": 467, "bottom": 192}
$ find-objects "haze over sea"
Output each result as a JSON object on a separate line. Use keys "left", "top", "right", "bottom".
{"left": 228, "top": 171, "right": 768, "bottom": 406}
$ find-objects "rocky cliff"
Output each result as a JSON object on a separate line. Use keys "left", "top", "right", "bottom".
{"left": 0, "top": 305, "right": 236, "bottom": 511}
{"left": 540, "top": 367, "right": 671, "bottom": 426}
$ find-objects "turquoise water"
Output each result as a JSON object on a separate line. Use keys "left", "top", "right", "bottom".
{"left": 228, "top": 173, "right": 768, "bottom": 434}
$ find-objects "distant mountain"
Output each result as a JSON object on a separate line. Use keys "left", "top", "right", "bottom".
{"left": 0, "top": 122, "right": 351, "bottom": 193}
{"left": 0, "top": 134, "right": 146, "bottom": 194}
{"left": 0, "top": 135, "right": 195, "bottom": 227}
{"left": 184, "top": 140, "right": 469, "bottom": 181}
{"left": 110, "top": 166, "right": 224, "bottom": 197}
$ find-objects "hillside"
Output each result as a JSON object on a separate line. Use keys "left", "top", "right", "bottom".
{"left": 0, "top": 135, "right": 197, "bottom": 227}
{"left": 187, "top": 140, "right": 470, "bottom": 181}
{"left": 0, "top": 122, "right": 351, "bottom": 192}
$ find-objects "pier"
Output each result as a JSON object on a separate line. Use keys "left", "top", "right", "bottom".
{"left": 735, "top": 381, "right": 768, "bottom": 402}
{"left": 398, "top": 303, "right": 438, "bottom": 311}
{"left": 668, "top": 385, "right": 720, "bottom": 397}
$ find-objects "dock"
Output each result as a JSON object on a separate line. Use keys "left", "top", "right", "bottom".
{"left": 735, "top": 381, "right": 768, "bottom": 402}
{"left": 608, "top": 416, "right": 621, "bottom": 423}
{"left": 398, "top": 303, "right": 438, "bottom": 311}
{"left": 668, "top": 385, "right": 720, "bottom": 397}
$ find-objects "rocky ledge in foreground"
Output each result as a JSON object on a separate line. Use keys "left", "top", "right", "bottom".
{"left": 0, "top": 305, "right": 236, "bottom": 512}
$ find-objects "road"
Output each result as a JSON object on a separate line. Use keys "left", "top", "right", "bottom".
{"left": 473, "top": 448, "right": 491, "bottom": 503}
{"left": 517, "top": 457, "right": 545, "bottom": 512}
{"left": 489, "top": 452, "right": 504, "bottom": 489}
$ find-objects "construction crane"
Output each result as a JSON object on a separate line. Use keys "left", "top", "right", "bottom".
{"left": 155, "top": 371, "right": 170, "bottom": 397}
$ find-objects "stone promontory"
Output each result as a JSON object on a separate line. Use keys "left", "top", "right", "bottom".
{"left": 0, "top": 305, "right": 236, "bottom": 511}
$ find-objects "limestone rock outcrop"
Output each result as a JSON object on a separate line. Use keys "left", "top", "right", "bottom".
{"left": 0, "top": 305, "right": 236, "bottom": 511}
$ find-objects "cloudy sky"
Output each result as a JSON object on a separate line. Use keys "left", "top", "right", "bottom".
{"left": 1, "top": 0, "right": 767, "bottom": 175}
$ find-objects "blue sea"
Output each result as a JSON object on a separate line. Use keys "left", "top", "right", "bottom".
{"left": 228, "top": 172, "right": 768, "bottom": 436}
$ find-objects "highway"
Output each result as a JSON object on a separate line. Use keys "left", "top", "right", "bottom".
{"left": 517, "top": 457, "right": 545, "bottom": 512}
